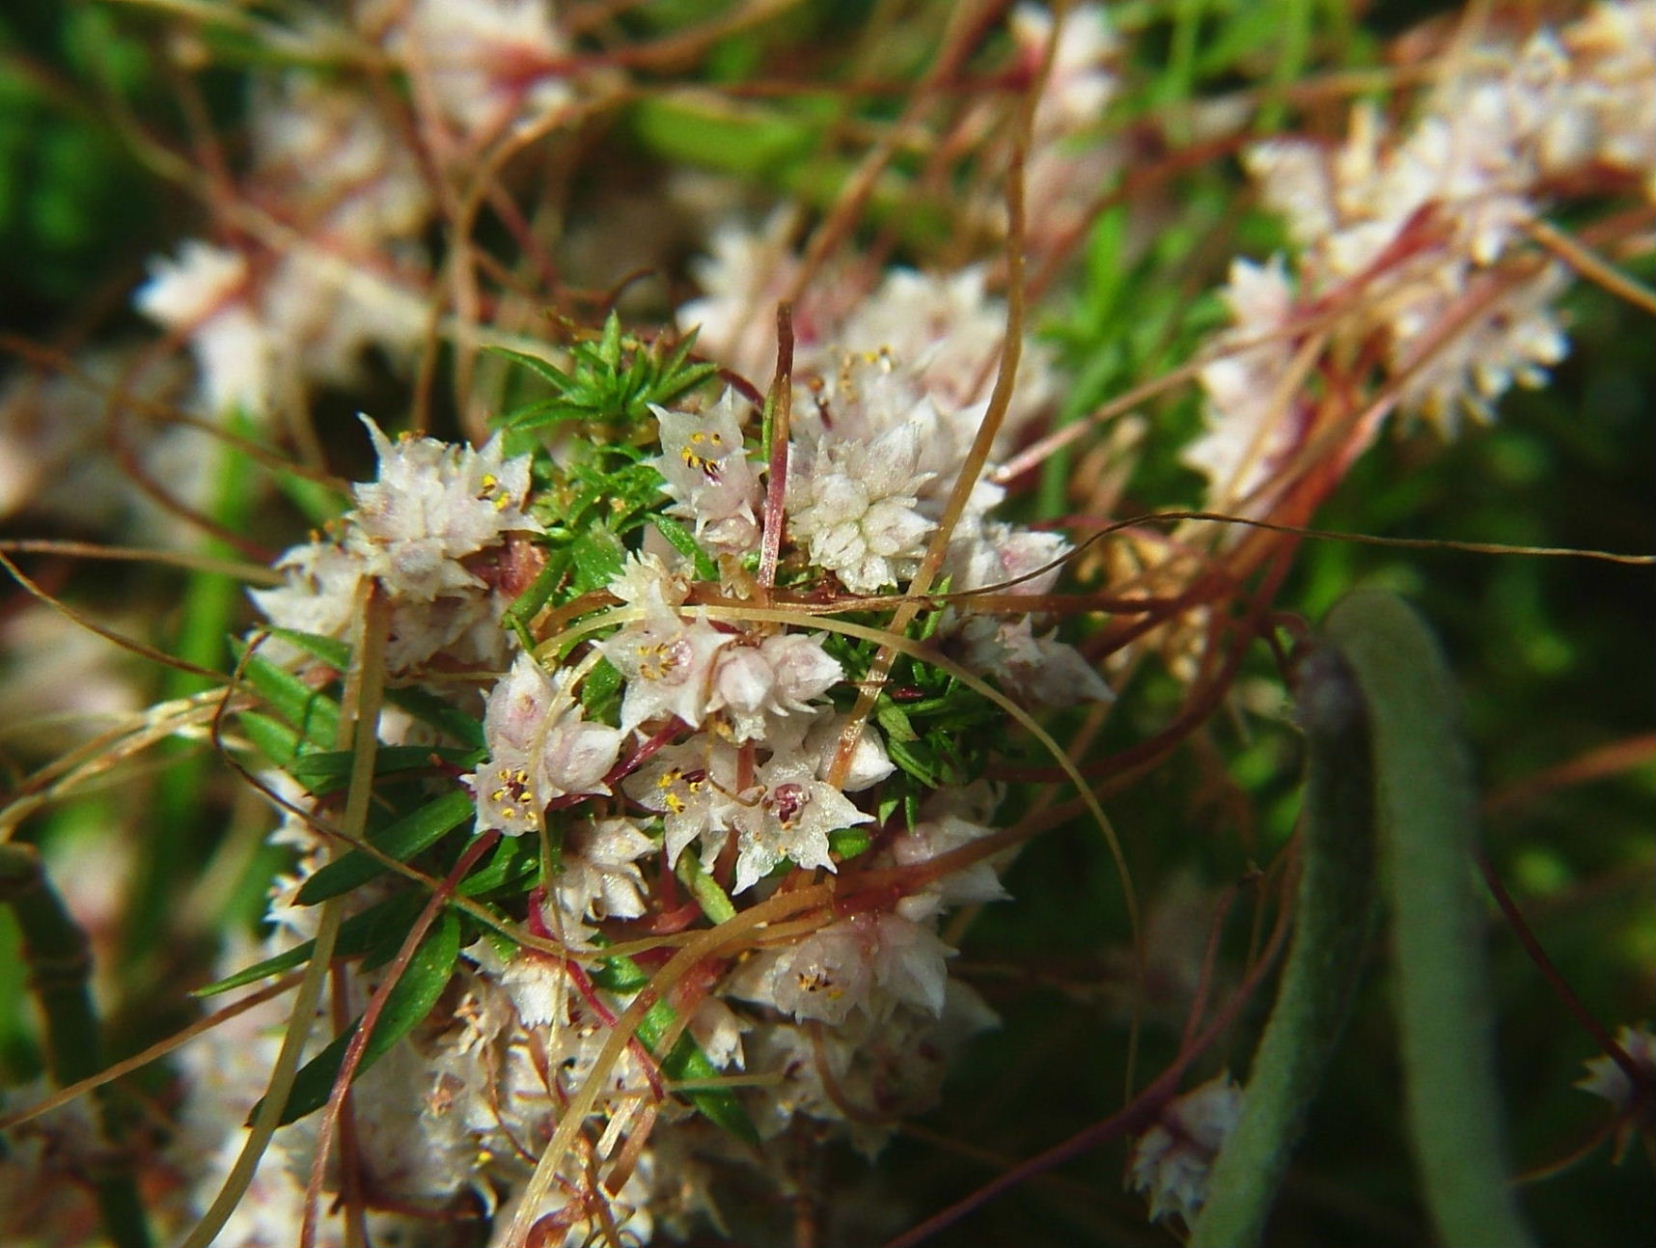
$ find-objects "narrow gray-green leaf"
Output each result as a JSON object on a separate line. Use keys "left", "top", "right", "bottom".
{"left": 1322, "top": 590, "right": 1534, "bottom": 1248}
{"left": 254, "top": 909, "right": 461, "bottom": 1126}
{"left": 1191, "top": 643, "right": 1378, "bottom": 1248}
{"left": 233, "top": 645, "right": 340, "bottom": 747}
{"left": 285, "top": 744, "right": 482, "bottom": 794}
{"left": 649, "top": 513, "right": 719, "bottom": 581}
{"left": 267, "top": 628, "right": 485, "bottom": 747}
{"left": 294, "top": 789, "right": 475, "bottom": 904}
{"left": 236, "top": 710, "right": 309, "bottom": 773}
{"left": 192, "top": 892, "right": 425, "bottom": 997}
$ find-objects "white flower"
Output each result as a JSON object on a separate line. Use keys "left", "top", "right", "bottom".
{"left": 1181, "top": 255, "right": 1304, "bottom": 505}
{"left": 651, "top": 391, "right": 762, "bottom": 553}
{"left": 956, "top": 614, "right": 1113, "bottom": 708}
{"left": 688, "top": 997, "right": 748, "bottom": 1072}
{"left": 764, "top": 632, "right": 844, "bottom": 705}
{"left": 622, "top": 735, "right": 744, "bottom": 868}
{"left": 381, "top": 0, "right": 573, "bottom": 138}
{"left": 468, "top": 654, "right": 623, "bottom": 836}
{"left": 793, "top": 349, "right": 1012, "bottom": 535}
{"left": 945, "top": 520, "right": 1071, "bottom": 596}
{"left": 258, "top": 250, "right": 429, "bottom": 391}
{"left": 1389, "top": 263, "right": 1571, "bottom": 430}
{"left": 1013, "top": 3, "right": 1118, "bottom": 139}
{"left": 384, "top": 589, "right": 507, "bottom": 673}
{"left": 887, "top": 810, "right": 1011, "bottom": 923}
{"left": 1561, "top": 1, "right": 1656, "bottom": 190}
{"left": 250, "top": 74, "right": 431, "bottom": 247}
{"left": 253, "top": 534, "right": 510, "bottom": 673}
{"left": 250, "top": 538, "right": 364, "bottom": 644}
{"left": 787, "top": 421, "right": 934, "bottom": 592}
{"left": 1008, "top": 4, "right": 1122, "bottom": 253}
{"left": 730, "top": 757, "right": 869, "bottom": 893}
{"left": 800, "top": 713, "right": 896, "bottom": 792}
{"left": 1128, "top": 1075, "right": 1244, "bottom": 1224}
{"left": 548, "top": 817, "right": 657, "bottom": 932}
{"left": 676, "top": 209, "right": 855, "bottom": 386}
{"left": 730, "top": 913, "right": 955, "bottom": 1026}
{"left": 833, "top": 266, "right": 1055, "bottom": 443}
{"left": 465, "top": 940, "right": 573, "bottom": 1031}
{"left": 710, "top": 632, "right": 843, "bottom": 741}
{"left": 602, "top": 596, "right": 732, "bottom": 734}
{"left": 607, "top": 549, "right": 689, "bottom": 608}
{"left": 136, "top": 242, "right": 273, "bottom": 416}
{"left": 348, "top": 416, "right": 540, "bottom": 601}
{"left": 1575, "top": 1023, "right": 1656, "bottom": 1112}
{"left": 1231, "top": 7, "right": 1656, "bottom": 436}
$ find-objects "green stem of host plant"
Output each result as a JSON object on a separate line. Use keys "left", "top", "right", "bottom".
{"left": 0, "top": 842, "right": 154, "bottom": 1248}
{"left": 1321, "top": 590, "right": 1535, "bottom": 1248}
{"left": 1190, "top": 642, "right": 1377, "bottom": 1248}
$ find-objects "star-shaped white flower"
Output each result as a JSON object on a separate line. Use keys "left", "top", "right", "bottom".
{"left": 710, "top": 632, "right": 843, "bottom": 742}
{"left": 468, "top": 654, "right": 623, "bottom": 836}
{"left": 1128, "top": 1075, "right": 1244, "bottom": 1225}
{"left": 601, "top": 596, "right": 732, "bottom": 734}
{"left": 730, "top": 758, "right": 869, "bottom": 894}
{"left": 651, "top": 391, "right": 762, "bottom": 554}
{"left": 622, "top": 736, "right": 744, "bottom": 869}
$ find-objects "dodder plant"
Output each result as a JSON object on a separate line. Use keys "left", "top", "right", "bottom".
{"left": 0, "top": 3, "right": 1651, "bottom": 1247}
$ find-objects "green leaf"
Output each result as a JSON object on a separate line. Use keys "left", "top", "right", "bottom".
{"left": 598, "top": 311, "right": 623, "bottom": 367}
{"left": 886, "top": 735, "right": 945, "bottom": 788}
{"left": 267, "top": 628, "right": 485, "bottom": 747}
{"left": 192, "top": 892, "right": 426, "bottom": 997}
{"left": 257, "top": 909, "right": 462, "bottom": 1126}
{"left": 568, "top": 528, "right": 626, "bottom": 597}
{"left": 496, "top": 398, "right": 596, "bottom": 432}
{"left": 294, "top": 789, "right": 476, "bottom": 905}
{"left": 485, "top": 344, "right": 572, "bottom": 390}
{"left": 651, "top": 1005, "right": 760, "bottom": 1146}
{"left": 828, "top": 827, "right": 873, "bottom": 860}
{"left": 1190, "top": 642, "right": 1378, "bottom": 1248}
{"left": 1319, "top": 591, "right": 1535, "bottom": 1248}
{"left": 649, "top": 514, "right": 719, "bottom": 581}
{"left": 457, "top": 833, "right": 541, "bottom": 898}
{"left": 236, "top": 710, "right": 308, "bottom": 772}
{"left": 383, "top": 686, "right": 487, "bottom": 751}
{"left": 579, "top": 657, "right": 624, "bottom": 718}
{"left": 874, "top": 700, "right": 919, "bottom": 743}
{"left": 286, "top": 745, "right": 483, "bottom": 795}
{"left": 233, "top": 644, "right": 340, "bottom": 747}
{"left": 630, "top": 96, "right": 818, "bottom": 180}
{"left": 589, "top": 957, "right": 649, "bottom": 994}
{"left": 265, "top": 627, "right": 349, "bottom": 669}
{"left": 675, "top": 852, "right": 737, "bottom": 925}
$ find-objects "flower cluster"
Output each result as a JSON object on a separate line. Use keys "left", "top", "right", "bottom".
{"left": 136, "top": 0, "right": 582, "bottom": 426}
{"left": 1127, "top": 1075, "right": 1245, "bottom": 1225}
{"left": 1186, "top": 0, "right": 1656, "bottom": 520}
{"left": 184, "top": 211, "right": 1110, "bottom": 1237}
{"left": 252, "top": 417, "right": 540, "bottom": 671}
